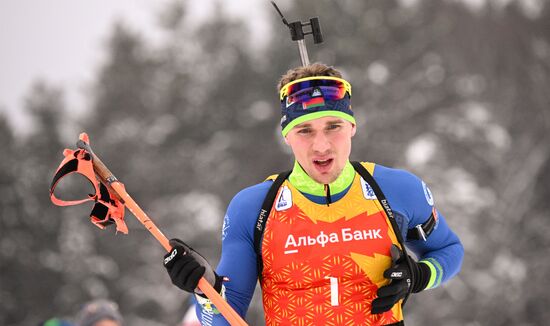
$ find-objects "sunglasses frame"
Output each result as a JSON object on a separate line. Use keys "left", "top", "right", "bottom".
{"left": 279, "top": 76, "right": 352, "bottom": 101}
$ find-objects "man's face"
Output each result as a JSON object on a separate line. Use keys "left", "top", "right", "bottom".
{"left": 93, "top": 320, "right": 121, "bottom": 326}
{"left": 285, "top": 116, "right": 356, "bottom": 184}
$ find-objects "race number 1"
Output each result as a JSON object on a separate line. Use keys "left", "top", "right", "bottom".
{"left": 328, "top": 277, "right": 339, "bottom": 306}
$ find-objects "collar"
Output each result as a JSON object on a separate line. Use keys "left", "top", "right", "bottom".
{"left": 288, "top": 160, "right": 355, "bottom": 197}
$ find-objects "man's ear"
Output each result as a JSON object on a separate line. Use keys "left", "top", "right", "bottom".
{"left": 284, "top": 135, "right": 290, "bottom": 145}
{"left": 351, "top": 123, "right": 357, "bottom": 137}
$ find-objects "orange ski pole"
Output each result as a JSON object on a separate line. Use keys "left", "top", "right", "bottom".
{"left": 76, "top": 133, "right": 248, "bottom": 326}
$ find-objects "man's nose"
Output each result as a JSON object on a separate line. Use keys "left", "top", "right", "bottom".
{"left": 311, "top": 131, "right": 331, "bottom": 153}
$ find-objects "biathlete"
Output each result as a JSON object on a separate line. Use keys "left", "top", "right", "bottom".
{"left": 163, "top": 63, "right": 464, "bottom": 325}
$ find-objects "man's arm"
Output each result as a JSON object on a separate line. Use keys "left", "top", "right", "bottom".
{"left": 406, "top": 209, "right": 463, "bottom": 289}
{"left": 374, "top": 165, "right": 464, "bottom": 289}
{"left": 195, "top": 182, "right": 272, "bottom": 325}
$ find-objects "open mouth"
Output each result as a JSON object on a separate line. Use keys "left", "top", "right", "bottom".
{"left": 313, "top": 158, "right": 334, "bottom": 168}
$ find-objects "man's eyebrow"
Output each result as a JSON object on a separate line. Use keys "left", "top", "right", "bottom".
{"left": 295, "top": 119, "right": 345, "bottom": 129}
{"left": 295, "top": 122, "right": 312, "bottom": 128}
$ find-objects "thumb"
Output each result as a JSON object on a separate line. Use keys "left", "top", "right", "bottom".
{"left": 169, "top": 238, "right": 191, "bottom": 254}
{"left": 390, "top": 244, "right": 403, "bottom": 264}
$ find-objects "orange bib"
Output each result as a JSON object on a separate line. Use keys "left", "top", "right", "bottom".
{"left": 261, "top": 164, "right": 404, "bottom": 325}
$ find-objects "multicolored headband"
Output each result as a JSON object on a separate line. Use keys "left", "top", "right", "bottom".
{"left": 279, "top": 76, "right": 354, "bottom": 136}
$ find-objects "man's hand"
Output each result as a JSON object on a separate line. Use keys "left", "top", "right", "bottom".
{"left": 371, "top": 244, "right": 431, "bottom": 314}
{"left": 163, "top": 238, "right": 223, "bottom": 293}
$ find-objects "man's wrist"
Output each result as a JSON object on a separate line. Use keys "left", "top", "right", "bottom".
{"left": 412, "top": 261, "right": 432, "bottom": 293}
{"left": 194, "top": 273, "right": 224, "bottom": 297}
{"left": 195, "top": 284, "right": 227, "bottom": 315}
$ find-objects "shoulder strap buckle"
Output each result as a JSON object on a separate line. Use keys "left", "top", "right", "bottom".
{"left": 407, "top": 209, "right": 437, "bottom": 241}
{"left": 415, "top": 224, "right": 428, "bottom": 241}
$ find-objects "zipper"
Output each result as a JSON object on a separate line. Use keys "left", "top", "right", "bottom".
{"left": 324, "top": 184, "right": 332, "bottom": 206}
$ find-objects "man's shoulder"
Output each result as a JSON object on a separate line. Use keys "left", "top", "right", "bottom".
{"left": 364, "top": 162, "right": 427, "bottom": 199}
{"left": 369, "top": 162, "right": 420, "bottom": 185}
{"left": 366, "top": 162, "right": 434, "bottom": 215}
{"left": 230, "top": 179, "right": 273, "bottom": 209}
{"left": 223, "top": 180, "right": 274, "bottom": 240}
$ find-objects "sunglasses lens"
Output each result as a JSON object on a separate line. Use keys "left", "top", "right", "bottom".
{"left": 284, "top": 79, "right": 348, "bottom": 106}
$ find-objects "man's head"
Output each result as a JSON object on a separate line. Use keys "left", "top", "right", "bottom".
{"left": 75, "top": 300, "right": 123, "bottom": 326}
{"left": 277, "top": 63, "right": 343, "bottom": 91}
{"left": 278, "top": 63, "right": 356, "bottom": 184}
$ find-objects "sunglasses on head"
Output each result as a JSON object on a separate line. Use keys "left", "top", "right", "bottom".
{"left": 279, "top": 76, "right": 352, "bottom": 106}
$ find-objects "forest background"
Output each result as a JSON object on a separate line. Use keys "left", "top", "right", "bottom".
{"left": 1, "top": 0, "right": 550, "bottom": 325}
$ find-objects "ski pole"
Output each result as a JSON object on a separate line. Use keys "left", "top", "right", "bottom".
{"left": 76, "top": 133, "right": 248, "bottom": 326}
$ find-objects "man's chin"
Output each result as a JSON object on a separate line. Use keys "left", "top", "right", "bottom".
{"left": 310, "top": 172, "right": 337, "bottom": 185}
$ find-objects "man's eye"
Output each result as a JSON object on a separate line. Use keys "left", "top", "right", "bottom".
{"left": 327, "top": 124, "right": 342, "bottom": 130}
{"left": 297, "top": 128, "right": 311, "bottom": 134}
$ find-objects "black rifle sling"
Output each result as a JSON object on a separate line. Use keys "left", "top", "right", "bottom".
{"left": 350, "top": 161, "right": 413, "bottom": 306}
{"left": 254, "top": 170, "right": 292, "bottom": 281}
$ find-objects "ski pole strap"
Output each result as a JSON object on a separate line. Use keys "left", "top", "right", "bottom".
{"left": 50, "top": 148, "right": 99, "bottom": 206}
{"left": 350, "top": 161, "right": 414, "bottom": 306}
{"left": 89, "top": 182, "right": 127, "bottom": 234}
{"left": 254, "top": 170, "right": 292, "bottom": 281}
{"left": 49, "top": 147, "right": 128, "bottom": 234}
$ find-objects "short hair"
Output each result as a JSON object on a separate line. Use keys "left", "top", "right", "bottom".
{"left": 277, "top": 63, "right": 343, "bottom": 91}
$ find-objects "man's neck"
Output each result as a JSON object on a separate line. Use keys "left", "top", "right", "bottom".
{"left": 288, "top": 160, "right": 355, "bottom": 197}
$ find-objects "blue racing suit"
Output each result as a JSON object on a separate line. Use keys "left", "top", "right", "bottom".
{"left": 195, "top": 162, "right": 464, "bottom": 325}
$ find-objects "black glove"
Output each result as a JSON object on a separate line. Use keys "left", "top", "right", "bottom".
{"left": 163, "top": 238, "right": 223, "bottom": 294}
{"left": 371, "top": 244, "right": 431, "bottom": 314}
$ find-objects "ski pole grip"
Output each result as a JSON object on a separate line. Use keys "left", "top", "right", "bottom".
{"left": 76, "top": 134, "right": 124, "bottom": 203}
{"left": 77, "top": 140, "right": 113, "bottom": 181}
